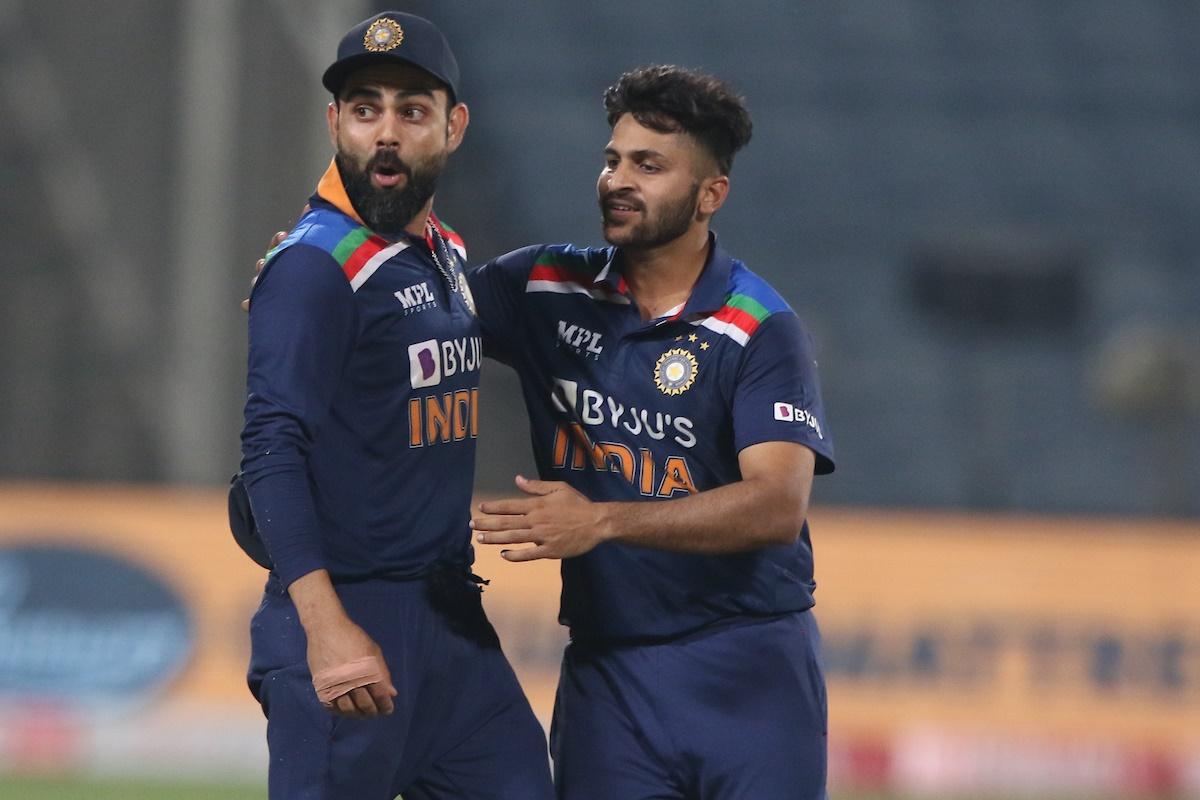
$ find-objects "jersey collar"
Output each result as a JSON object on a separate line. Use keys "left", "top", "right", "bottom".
{"left": 593, "top": 250, "right": 629, "bottom": 296}
{"left": 314, "top": 158, "right": 455, "bottom": 254}
{"left": 596, "top": 232, "right": 734, "bottom": 317}
{"left": 682, "top": 233, "right": 735, "bottom": 317}
{"left": 315, "top": 158, "right": 366, "bottom": 226}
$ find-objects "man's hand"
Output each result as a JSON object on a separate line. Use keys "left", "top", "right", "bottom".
{"left": 240, "top": 229, "right": 289, "bottom": 312}
{"left": 288, "top": 570, "right": 397, "bottom": 718}
{"left": 242, "top": 204, "right": 310, "bottom": 311}
{"left": 305, "top": 615, "right": 397, "bottom": 719}
{"left": 471, "top": 475, "right": 612, "bottom": 562}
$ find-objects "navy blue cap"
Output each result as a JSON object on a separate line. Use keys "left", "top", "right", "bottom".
{"left": 322, "top": 11, "right": 460, "bottom": 103}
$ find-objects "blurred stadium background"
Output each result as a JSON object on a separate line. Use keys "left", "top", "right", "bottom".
{"left": 1, "top": 0, "right": 1198, "bottom": 798}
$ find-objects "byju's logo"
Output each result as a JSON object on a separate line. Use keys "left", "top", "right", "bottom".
{"left": 408, "top": 337, "right": 483, "bottom": 388}
{"left": 773, "top": 401, "right": 824, "bottom": 439}
{"left": 409, "top": 339, "right": 442, "bottom": 388}
{"left": 551, "top": 377, "right": 697, "bottom": 448}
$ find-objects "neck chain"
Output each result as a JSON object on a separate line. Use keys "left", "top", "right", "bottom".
{"left": 425, "top": 218, "right": 476, "bottom": 314}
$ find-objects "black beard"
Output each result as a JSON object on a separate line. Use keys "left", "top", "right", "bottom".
{"left": 336, "top": 149, "right": 444, "bottom": 237}
{"left": 600, "top": 182, "right": 699, "bottom": 250}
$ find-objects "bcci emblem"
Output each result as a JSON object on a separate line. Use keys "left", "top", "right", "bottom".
{"left": 364, "top": 18, "right": 404, "bottom": 52}
{"left": 654, "top": 348, "right": 698, "bottom": 396}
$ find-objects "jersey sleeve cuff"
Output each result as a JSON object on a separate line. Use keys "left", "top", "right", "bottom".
{"left": 736, "top": 431, "right": 836, "bottom": 475}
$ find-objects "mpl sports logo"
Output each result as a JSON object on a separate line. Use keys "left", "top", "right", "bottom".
{"left": 408, "top": 336, "right": 482, "bottom": 388}
{"left": 395, "top": 281, "right": 436, "bottom": 315}
{"left": 556, "top": 320, "right": 604, "bottom": 359}
{"left": 773, "top": 401, "right": 824, "bottom": 440}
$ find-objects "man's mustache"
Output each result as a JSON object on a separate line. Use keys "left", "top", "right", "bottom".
{"left": 367, "top": 150, "right": 412, "bottom": 177}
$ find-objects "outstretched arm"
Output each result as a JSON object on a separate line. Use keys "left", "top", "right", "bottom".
{"left": 471, "top": 441, "right": 815, "bottom": 561}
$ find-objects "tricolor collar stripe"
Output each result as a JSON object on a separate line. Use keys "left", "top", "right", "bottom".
{"left": 534, "top": 253, "right": 603, "bottom": 281}
{"left": 691, "top": 302, "right": 767, "bottom": 346}
{"left": 527, "top": 260, "right": 628, "bottom": 302}
{"left": 712, "top": 303, "right": 764, "bottom": 337}
{"left": 350, "top": 240, "right": 411, "bottom": 292}
{"left": 695, "top": 315, "right": 750, "bottom": 346}
{"left": 333, "top": 228, "right": 372, "bottom": 265}
{"left": 526, "top": 278, "right": 631, "bottom": 304}
{"left": 725, "top": 292, "right": 771, "bottom": 323}
{"left": 332, "top": 228, "right": 391, "bottom": 285}
{"left": 529, "top": 261, "right": 600, "bottom": 285}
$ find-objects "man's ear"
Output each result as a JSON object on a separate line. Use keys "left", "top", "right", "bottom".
{"left": 698, "top": 174, "right": 730, "bottom": 217}
{"left": 445, "top": 102, "right": 469, "bottom": 154}
{"left": 326, "top": 101, "right": 339, "bottom": 148}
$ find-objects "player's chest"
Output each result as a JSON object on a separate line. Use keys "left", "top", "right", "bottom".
{"left": 352, "top": 261, "right": 481, "bottom": 389}
{"left": 356, "top": 256, "right": 474, "bottom": 329}
{"left": 528, "top": 299, "right": 735, "bottom": 420}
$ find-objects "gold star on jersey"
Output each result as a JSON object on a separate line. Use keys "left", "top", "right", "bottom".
{"left": 364, "top": 18, "right": 404, "bottom": 51}
{"left": 654, "top": 348, "right": 698, "bottom": 395}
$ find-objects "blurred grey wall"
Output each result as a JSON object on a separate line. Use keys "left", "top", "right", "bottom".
{"left": 3, "top": 1, "right": 1198, "bottom": 516}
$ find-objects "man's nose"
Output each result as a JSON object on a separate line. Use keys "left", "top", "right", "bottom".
{"left": 376, "top": 114, "right": 401, "bottom": 148}
{"left": 606, "top": 163, "right": 635, "bottom": 193}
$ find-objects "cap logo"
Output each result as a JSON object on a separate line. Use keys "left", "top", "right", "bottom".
{"left": 364, "top": 18, "right": 404, "bottom": 52}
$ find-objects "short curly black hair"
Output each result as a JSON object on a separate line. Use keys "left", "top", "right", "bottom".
{"left": 603, "top": 65, "right": 753, "bottom": 175}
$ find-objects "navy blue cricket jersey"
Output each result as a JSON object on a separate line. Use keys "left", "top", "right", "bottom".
{"left": 469, "top": 236, "right": 835, "bottom": 642}
{"left": 241, "top": 163, "right": 481, "bottom": 587}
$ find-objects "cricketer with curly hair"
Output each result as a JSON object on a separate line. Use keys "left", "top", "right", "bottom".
{"left": 470, "top": 65, "right": 836, "bottom": 800}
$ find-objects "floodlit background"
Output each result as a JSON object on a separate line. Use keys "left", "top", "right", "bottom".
{"left": 1, "top": 1, "right": 1198, "bottom": 798}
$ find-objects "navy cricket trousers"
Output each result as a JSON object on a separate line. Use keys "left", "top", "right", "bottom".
{"left": 248, "top": 572, "right": 554, "bottom": 800}
{"left": 551, "top": 611, "right": 828, "bottom": 800}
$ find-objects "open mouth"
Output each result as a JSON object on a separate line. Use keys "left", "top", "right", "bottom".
{"left": 371, "top": 165, "right": 406, "bottom": 189}
{"left": 367, "top": 152, "right": 410, "bottom": 189}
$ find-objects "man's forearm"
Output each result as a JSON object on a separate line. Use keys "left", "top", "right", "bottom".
{"left": 598, "top": 476, "right": 808, "bottom": 554}
{"left": 288, "top": 569, "right": 351, "bottom": 633}
{"left": 473, "top": 445, "right": 815, "bottom": 561}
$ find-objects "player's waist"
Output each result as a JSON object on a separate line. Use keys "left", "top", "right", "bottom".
{"left": 262, "top": 554, "right": 476, "bottom": 596}
{"left": 567, "top": 607, "right": 813, "bottom": 649}
{"left": 559, "top": 560, "right": 815, "bottom": 642}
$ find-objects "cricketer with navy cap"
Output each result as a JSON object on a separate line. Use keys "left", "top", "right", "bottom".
{"left": 238, "top": 11, "right": 553, "bottom": 799}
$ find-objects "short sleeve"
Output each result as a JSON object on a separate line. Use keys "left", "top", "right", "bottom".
{"left": 731, "top": 311, "right": 835, "bottom": 474}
